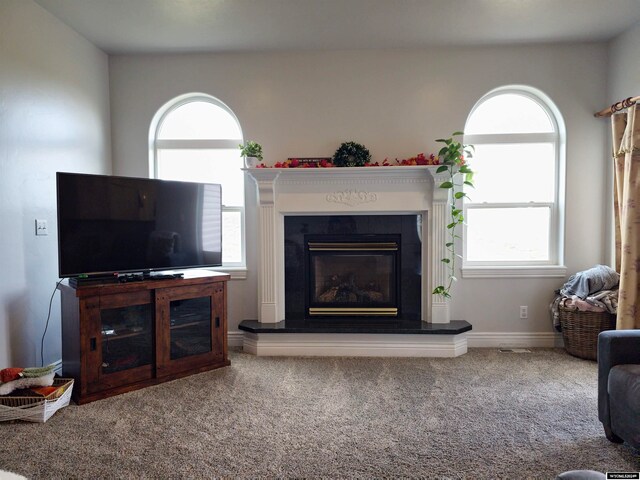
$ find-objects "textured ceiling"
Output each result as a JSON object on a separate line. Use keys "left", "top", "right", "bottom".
{"left": 34, "top": 0, "right": 640, "bottom": 54}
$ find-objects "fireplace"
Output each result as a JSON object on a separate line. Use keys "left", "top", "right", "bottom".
{"left": 239, "top": 166, "right": 472, "bottom": 357}
{"left": 307, "top": 235, "right": 400, "bottom": 317}
{"left": 285, "top": 215, "right": 422, "bottom": 321}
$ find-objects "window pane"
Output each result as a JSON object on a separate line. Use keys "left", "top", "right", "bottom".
{"left": 468, "top": 143, "right": 555, "bottom": 203}
{"left": 466, "top": 93, "right": 554, "bottom": 135}
{"left": 222, "top": 210, "right": 242, "bottom": 264}
{"left": 157, "top": 148, "right": 244, "bottom": 207}
{"left": 466, "top": 207, "right": 550, "bottom": 262}
{"left": 202, "top": 184, "right": 222, "bottom": 254}
{"left": 158, "top": 101, "right": 242, "bottom": 140}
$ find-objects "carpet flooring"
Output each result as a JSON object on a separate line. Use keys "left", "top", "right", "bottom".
{"left": 1, "top": 348, "right": 638, "bottom": 479}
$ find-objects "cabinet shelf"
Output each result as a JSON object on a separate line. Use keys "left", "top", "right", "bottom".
{"left": 60, "top": 270, "right": 230, "bottom": 404}
{"left": 170, "top": 320, "right": 209, "bottom": 330}
{"left": 102, "top": 329, "right": 150, "bottom": 341}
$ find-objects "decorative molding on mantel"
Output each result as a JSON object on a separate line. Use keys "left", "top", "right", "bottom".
{"left": 244, "top": 166, "right": 452, "bottom": 209}
{"left": 254, "top": 179, "right": 279, "bottom": 206}
{"left": 326, "top": 190, "right": 378, "bottom": 206}
{"left": 277, "top": 177, "right": 432, "bottom": 186}
{"left": 244, "top": 165, "right": 436, "bottom": 188}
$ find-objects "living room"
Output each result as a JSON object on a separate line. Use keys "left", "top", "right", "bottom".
{"left": 1, "top": 0, "right": 640, "bottom": 477}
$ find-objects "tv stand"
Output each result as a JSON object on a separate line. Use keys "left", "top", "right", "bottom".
{"left": 59, "top": 270, "right": 230, "bottom": 404}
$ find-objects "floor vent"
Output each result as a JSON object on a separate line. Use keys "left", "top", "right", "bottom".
{"left": 498, "top": 348, "right": 532, "bottom": 353}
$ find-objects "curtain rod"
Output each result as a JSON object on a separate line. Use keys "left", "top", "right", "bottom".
{"left": 594, "top": 96, "right": 640, "bottom": 118}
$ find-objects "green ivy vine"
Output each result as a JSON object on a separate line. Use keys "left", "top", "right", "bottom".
{"left": 432, "top": 131, "right": 475, "bottom": 299}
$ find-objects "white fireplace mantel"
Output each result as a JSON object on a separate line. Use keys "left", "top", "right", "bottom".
{"left": 245, "top": 165, "right": 453, "bottom": 325}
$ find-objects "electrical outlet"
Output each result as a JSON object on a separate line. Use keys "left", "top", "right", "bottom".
{"left": 520, "top": 305, "right": 528, "bottom": 319}
{"left": 35, "top": 219, "right": 48, "bottom": 236}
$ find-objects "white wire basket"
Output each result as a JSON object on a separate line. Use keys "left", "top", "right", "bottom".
{"left": 0, "top": 378, "right": 73, "bottom": 423}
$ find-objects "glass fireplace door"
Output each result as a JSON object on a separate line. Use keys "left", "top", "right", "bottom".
{"left": 307, "top": 240, "right": 399, "bottom": 316}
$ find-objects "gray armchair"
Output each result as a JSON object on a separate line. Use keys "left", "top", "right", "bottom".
{"left": 597, "top": 329, "right": 640, "bottom": 449}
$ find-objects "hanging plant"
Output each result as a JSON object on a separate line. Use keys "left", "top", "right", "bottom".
{"left": 432, "top": 131, "right": 475, "bottom": 299}
{"left": 332, "top": 141, "right": 371, "bottom": 167}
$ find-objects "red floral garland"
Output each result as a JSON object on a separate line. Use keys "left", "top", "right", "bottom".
{"left": 255, "top": 153, "right": 440, "bottom": 168}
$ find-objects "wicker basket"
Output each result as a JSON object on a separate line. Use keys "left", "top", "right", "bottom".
{"left": 0, "top": 378, "right": 73, "bottom": 422}
{"left": 559, "top": 304, "right": 616, "bottom": 360}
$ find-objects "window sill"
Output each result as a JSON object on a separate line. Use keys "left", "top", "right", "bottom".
{"left": 206, "top": 266, "right": 248, "bottom": 280}
{"left": 461, "top": 265, "right": 567, "bottom": 279}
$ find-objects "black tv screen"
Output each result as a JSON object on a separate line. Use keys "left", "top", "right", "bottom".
{"left": 56, "top": 172, "right": 222, "bottom": 277}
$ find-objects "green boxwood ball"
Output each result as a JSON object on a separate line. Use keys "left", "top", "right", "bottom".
{"left": 332, "top": 141, "right": 371, "bottom": 167}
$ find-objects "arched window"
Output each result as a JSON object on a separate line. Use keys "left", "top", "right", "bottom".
{"left": 150, "top": 93, "right": 245, "bottom": 272}
{"left": 462, "top": 86, "right": 566, "bottom": 277}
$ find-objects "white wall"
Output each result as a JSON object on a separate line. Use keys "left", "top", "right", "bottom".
{"left": 609, "top": 21, "right": 640, "bottom": 104}
{"left": 109, "top": 44, "right": 609, "bottom": 343}
{"left": 600, "top": 22, "right": 640, "bottom": 272}
{"left": 609, "top": 22, "right": 640, "bottom": 262}
{"left": 0, "top": 0, "right": 111, "bottom": 367}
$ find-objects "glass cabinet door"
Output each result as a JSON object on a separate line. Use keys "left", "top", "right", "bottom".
{"left": 156, "top": 282, "right": 226, "bottom": 377}
{"left": 169, "top": 296, "right": 212, "bottom": 360}
{"left": 84, "top": 289, "right": 155, "bottom": 393}
{"left": 100, "top": 304, "right": 153, "bottom": 374}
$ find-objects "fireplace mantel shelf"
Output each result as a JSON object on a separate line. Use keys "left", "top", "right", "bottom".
{"left": 243, "top": 165, "right": 448, "bottom": 190}
{"left": 243, "top": 165, "right": 444, "bottom": 175}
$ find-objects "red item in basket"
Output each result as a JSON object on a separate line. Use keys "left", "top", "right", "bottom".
{"left": 0, "top": 368, "right": 24, "bottom": 383}
{"left": 31, "top": 386, "right": 59, "bottom": 397}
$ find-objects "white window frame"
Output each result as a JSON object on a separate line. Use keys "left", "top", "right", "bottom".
{"left": 461, "top": 86, "right": 567, "bottom": 279}
{"left": 149, "top": 93, "right": 247, "bottom": 279}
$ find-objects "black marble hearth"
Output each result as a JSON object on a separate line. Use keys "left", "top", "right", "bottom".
{"left": 238, "top": 319, "right": 472, "bottom": 335}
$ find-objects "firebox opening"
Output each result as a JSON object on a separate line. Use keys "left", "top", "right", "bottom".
{"left": 306, "top": 235, "right": 400, "bottom": 317}
{"left": 284, "top": 215, "right": 422, "bottom": 322}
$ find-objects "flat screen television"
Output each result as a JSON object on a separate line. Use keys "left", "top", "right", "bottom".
{"left": 56, "top": 172, "right": 222, "bottom": 278}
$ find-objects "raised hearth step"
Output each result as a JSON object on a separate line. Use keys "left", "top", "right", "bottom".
{"left": 238, "top": 319, "right": 471, "bottom": 335}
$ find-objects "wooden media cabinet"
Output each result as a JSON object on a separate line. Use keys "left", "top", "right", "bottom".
{"left": 59, "top": 270, "right": 230, "bottom": 404}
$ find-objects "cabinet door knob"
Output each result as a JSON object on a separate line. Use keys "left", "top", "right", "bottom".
{"left": 90, "top": 337, "right": 97, "bottom": 351}
{"left": 215, "top": 316, "right": 220, "bottom": 328}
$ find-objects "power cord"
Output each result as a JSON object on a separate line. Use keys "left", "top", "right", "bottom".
{"left": 41, "top": 278, "right": 64, "bottom": 367}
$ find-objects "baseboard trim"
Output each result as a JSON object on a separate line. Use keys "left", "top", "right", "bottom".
{"left": 467, "top": 332, "right": 562, "bottom": 348}
{"left": 55, "top": 332, "right": 559, "bottom": 362}
{"left": 228, "top": 330, "right": 244, "bottom": 348}
{"left": 241, "top": 332, "right": 467, "bottom": 357}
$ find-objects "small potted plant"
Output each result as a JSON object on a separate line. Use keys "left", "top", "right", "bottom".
{"left": 239, "top": 141, "right": 263, "bottom": 168}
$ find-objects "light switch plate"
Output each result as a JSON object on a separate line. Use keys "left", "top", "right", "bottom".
{"left": 35, "top": 219, "right": 48, "bottom": 236}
